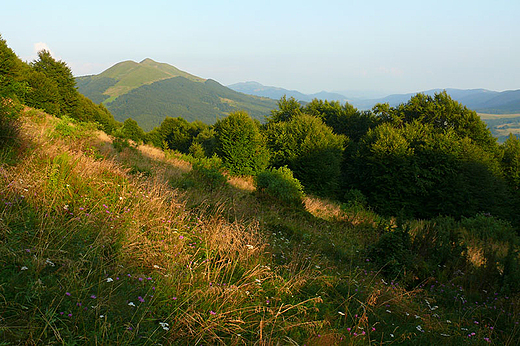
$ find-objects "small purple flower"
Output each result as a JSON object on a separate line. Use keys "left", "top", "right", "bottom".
{"left": 65, "top": 292, "right": 71, "bottom": 296}
{"left": 209, "top": 310, "right": 216, "bottom": 315}
{"left": 91, "top": 295, "right": 97, "bottom": 299}
{"left": 68, "top": 313, "right": 72, "bottom": 317}
{"left": 138, "top": 296, "right": 145, "bottom": 303}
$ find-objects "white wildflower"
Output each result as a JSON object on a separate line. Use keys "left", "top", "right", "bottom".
{"left": 63, "top": 205, "right": 69, "bottom": 210}
{"left": 159, "top": 322, "right": 169, "bottom": 331}
{"left": 246, "top": 244, "right": 254, "bottom": 250}
{"left": 386, "top": 309, "right": 392, "bottom": 313}
{"left": 338, "top": 311, "right": 345, "bottom": 316}
{"left": 21, "top": 266, "right": 28, "bottom": 271}
{"left": 441, "top": 333, "right": 450, "bottom": 337}
{"left": 416, "top": 325, "right": 424, "bottom": 332}
{"left": 128, "top": 302, "right": 136, "bottom": 307}
{"left": 390, "top": 334, "right": 394, "bottom": 338}
{"left": 106, "top": 277, "right": 113, "bottom": 282}
{"left": 45, "top": 259, "right": 55, "bottom": 266}
{"left": 446, "top": 320, "right": 452, "bottom": 324}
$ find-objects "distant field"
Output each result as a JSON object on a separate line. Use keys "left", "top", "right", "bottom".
{"left": 478, "top": 113, "right": 520, "bottom": 141}
{"left": 478, "top": 112, "right": 520, "bottom": 119}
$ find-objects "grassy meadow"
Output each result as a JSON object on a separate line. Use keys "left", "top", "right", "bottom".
{"left": 1, "top": 108, "right": 519, "bottom": 345}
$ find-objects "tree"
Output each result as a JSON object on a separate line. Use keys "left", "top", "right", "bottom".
{"left": 119, "top": 118, "right": 145, "bottom": 144}
{"left": 32, "top": 50, "right": 78, "bottom": 117}
{"left": 214, "top": 111, "right": 269, "bottom": 175}
{"left": 264, "top": 114, "right": 345, "bottom": 196}
{"left": 268, "top": 95, "right": 303, "bottom": 123}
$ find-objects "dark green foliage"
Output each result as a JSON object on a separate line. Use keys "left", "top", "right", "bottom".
{"left": 265, "top": 114, "right": 345, "bottom": 196}
{"left": 255, "top": 166, "right": 305, "bottom": 208}
{"left": 104, "top": 77, "right": 277, "bottom": 131}
{"left": 32, "top": 50, "right": 78, "bottom": 117}
{"left": 501, "top": 134, "right": 520, "bottom": 189}
{"left": 214, "top": 111, "right": 269, "bottom": 176}
{"left": 117, "top": 118, "right": 145, "bottom": 144}
{"left": 304, "top": 99, "right": 379, "bottom": 141}
{"left": 0, "top": 35, "right": 25, "bottom": 147}
{"left": 269, "top": 95, "right": 303, "bottom": 122}
{"left": 190, "top": 156, "right": 227, "bottom": 190}
{"left": 24, "top": 70, "right": 61, "bottom": 114}
{"left": 348, "top": 120, "right": 512, "bottom": 219}
{"left": 148, "top": 117, "right": 207, "bottom": 153}
{"left": 375, "top": 91, "right": 497, "bottom": 150}
{"left": 368, "top": 224, "right": 414, "bottom": 281}
{"left": 75, "top": 76, "right": 116, "bottom": 104}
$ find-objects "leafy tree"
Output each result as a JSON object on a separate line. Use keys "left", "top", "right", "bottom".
{"left": 32, "top": 50, "right": 78, "bottom": 117}
{"left": 303, "top": 99, "right": 378, "bottom": 141}
{"left": 119, "top": 118, "right": 145, "bottom": 144}
{"left": 375, "top": 91, "right": 497, "bottom": 150}
{"left": 268, "top": 95, "right": 302, "bottom": 123}
{"left": 0, "top": 35, "right": 27, "bottom": 145}
{"left": 264, "top": 114, "right": 345, "bottom": 196}
{"left": 214, "top": 111, "right": 269, "bottom": 175}
{"left": 501, "top": 134, "right": 520, "bottom": 190}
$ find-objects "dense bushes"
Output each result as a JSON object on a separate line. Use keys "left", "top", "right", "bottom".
{"left": 255, "top": 166, "right": 305, "bottom": 207}
{"left": 213, "top": 111, "right": 269, "bottom": 175}
{"left": 264, "top": 114, "right": 345, "bottom": 196}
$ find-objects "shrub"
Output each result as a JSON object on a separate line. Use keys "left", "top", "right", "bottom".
{"left": 177, "top": 156, "right": 227, "bottom": 191}
{"left": 214, "top": 111, "right": 269, "bottom": 176}
{"left": 255, "top": 166, "right": 305, "bottom": 208}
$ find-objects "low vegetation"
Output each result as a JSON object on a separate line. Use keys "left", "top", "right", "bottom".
{"left": 2, "top": 34, "right": 520, "bottom": 345}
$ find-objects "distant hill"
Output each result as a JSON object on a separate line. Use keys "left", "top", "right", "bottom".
{"left": 228, "top": 82, "right": 520, "bottom": 114}
{"left": 348, "top": 88, "right": 520, "bottom": 114}
{"left": 228, "top": 81, "right": 349, "bottom": 103}
{"left": 76, "top": 59, "right": 277, "bottom": 131}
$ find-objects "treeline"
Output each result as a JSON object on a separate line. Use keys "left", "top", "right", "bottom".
{"left": 0, "top": 35, "right": 119, "bottom": 139}
{"left": 123, "top": 94, "right": 520, "bottom": 228}
{"left": 3, "top": 34, "right": 520, "bottom": 228}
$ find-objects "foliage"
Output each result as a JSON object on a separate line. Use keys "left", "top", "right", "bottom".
{"left": 102, "top": 77, "right": 277, "bottom": 131}
{"left": 183, "top": 156, "right": 227, "bottom": 190}
{"left": 268, "top": 95, "right": 303, "bottom": 122}
{"left": 117, "top": 118, "right": 146, "bottom": 144}
{"left": 214, "top": 111, "right": 269, "bottom": 175}
{"left": 0, "top": 35, "right": 27, "bottom": 146}
{"left": 265, "top": 114, "right": 345, "bottom": 196}
{"left": 304, "top": 99, "right": 379, "bottom": 141}
{"left": 255, "top": 166, "right": 305, "bottom": 208}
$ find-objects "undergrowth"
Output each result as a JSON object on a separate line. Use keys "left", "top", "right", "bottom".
{"left": 0, "top": 109, "right": 519, "bottom": 345}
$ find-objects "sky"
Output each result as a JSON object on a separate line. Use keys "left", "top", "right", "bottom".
{"left": 2, "top": 0, "right": 519, "bottom": 96}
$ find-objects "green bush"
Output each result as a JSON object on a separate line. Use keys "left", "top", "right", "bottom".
{"left": 255, "top": 166, "right": 305, "bottom": 208}
{"left": 264, "top": 114, "right": 345, "bottom": 196}
{"left": 214, "top": 111, "right": 269, "bottom": 176}
{"left": 178, "top": 156, "right": 227, "bottom": 191}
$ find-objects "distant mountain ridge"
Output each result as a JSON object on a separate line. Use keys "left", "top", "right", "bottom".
{"left": 228, "top": 81, "right": 349, "bottom": 103}
{"left": 228, "top": 82, "right": 520, "bottom": 114}
{"left": 76, "top": 59, "right": 277, "bottom": 131}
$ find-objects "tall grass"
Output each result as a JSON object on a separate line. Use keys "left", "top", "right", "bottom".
{"left": 0, "top": 108, "right": 519, "bottom": 344}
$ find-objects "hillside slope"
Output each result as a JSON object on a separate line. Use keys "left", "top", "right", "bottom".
{"left": 2, "top": 108, "right": 519, "bottom": 344}
{"left": 76, "top": 59, "right": 277, "bottom": 130}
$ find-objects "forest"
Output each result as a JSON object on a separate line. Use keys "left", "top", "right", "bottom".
{"left": 2, "top": 34, "right": 520, "bottom": 344}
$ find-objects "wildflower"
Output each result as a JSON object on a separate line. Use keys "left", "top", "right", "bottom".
{"left": 390, "top": 334, "right": 394, "bottom": 338}
{"left": 138, "top": 296, "right": 145, "bottom": 303}
{"left": 338, "top": 311, "right": 345, "bottom": 316}
{"left": 386, "top": 309, "right": 392, "bottom": 313}
{"left": 21, "top": 266, "right": 28, "bottom": 271}
{"left": 45, "top": 259, "right": 55, "bottom": 266}
{"left": 179, "top": 235, "right": 184, "bottom": 240}
{"left": 246, "top": 244, "right": 254, "bottom": 250}
{"left": 441, "top": 333, "right": 450, "bottom": 337}
{"left": 68, "top": 313, "right": 72, "bottom": 317}
{"left": 90, "top": 295, "right": 97, "bottom": 299}
{"left": 416, "top": 325, "right": 424, "bottom": 332}
{"left": 209, "top": 310, "right": 216, "bottom": 315}
{"left": 99, "top": 315, "right": 104, "bottom": 318}
{"left": 106, "top": 277, "right": 113, "bottom": 282}
{"left": 63, "top": 205, "right": 69, "bottom": 210}
{"left": 65, "top": 292, "right": 71, "bottom": 296}
{"left": 159, "top": 322, "right": 169, "bottom": 331}
{"left": 128, "top": 302, "right": 136, "bottom": 307}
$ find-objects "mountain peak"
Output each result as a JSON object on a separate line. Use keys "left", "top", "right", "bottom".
{"left": 139, "top": 58, "right": 157, "bottom": 64}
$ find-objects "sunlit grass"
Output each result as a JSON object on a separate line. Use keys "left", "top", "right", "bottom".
{"left": 0, "top": 108, "right": 519, "bottom": 344}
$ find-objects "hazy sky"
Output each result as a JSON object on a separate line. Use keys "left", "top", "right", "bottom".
{"left": 2, "top": 0, "right": 519, "bottom": 95}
